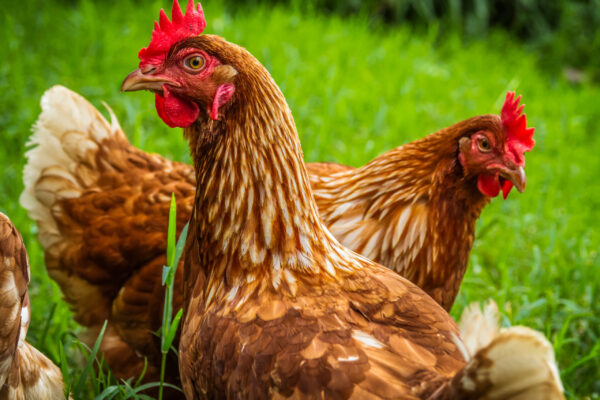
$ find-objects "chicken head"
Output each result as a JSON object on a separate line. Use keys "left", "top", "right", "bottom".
{"left": 458, "top": 92, "right": 535, "bottom": 199}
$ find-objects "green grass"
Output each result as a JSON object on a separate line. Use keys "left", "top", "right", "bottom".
{"left": 1, "top": 0, "right": 599, "bottom": 398}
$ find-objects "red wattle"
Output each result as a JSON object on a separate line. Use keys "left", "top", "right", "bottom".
{"left": 154, "top": 86, "right": 199, "bottom": 128}
{"left": 477, "top": 174, "right": 501, "bottom": 198}
{"left": 155, "top": 94, "right": 172, "bottom": 126}
{"left": 501, "top": 180, "right": 514, "bottom": 199}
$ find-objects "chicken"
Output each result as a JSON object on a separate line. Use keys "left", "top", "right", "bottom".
{"left": 0, "top": 213, "right": 65, "bottom": 399}
{"left": 308, "top": 91, "right": 534, "bottom": 310}
{"left": 20, "top": 29, "right": 534, "bottom": 396}
{"left": 120, "top": 1, "right": 562, "bottom": 398}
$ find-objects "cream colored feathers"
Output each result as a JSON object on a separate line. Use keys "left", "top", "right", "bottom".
{"left": 20, "top": 85, "right": 122, "bottom": 251}
{"left": 434, "top": 300, "right": 565, "bottom": 400}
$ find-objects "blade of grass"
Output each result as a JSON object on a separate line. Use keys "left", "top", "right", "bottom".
{"left": 164, "top": 309, "right": 184, "bottom": 350}
{"left": 73, "top": 320, "right": 108, "bottom": 398}
{"left": 94, "top": 386, "right": 120, "bottom": 400}
{"left": 172, "top": 222, "right": 189, "bottom": 274}
{"left": 159, "top": 195, "right": 188, "bottom": 400}
{"left": 39, "top": 302, "right": 56, "bottom": 350}
{"left": 58, "top": 339, "right": 72, "bottom": 398}
{"left": 166, "top": 193, "right": 177, "bottom": 267}
{"left": 134, "top": 357, "right": 149, "bottom": 388}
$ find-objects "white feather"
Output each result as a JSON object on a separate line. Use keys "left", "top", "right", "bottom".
{"left": 20, "top": 86, "right": 123, "bottom": 251}
{"left": 454, "top": 300, "right": 565, "bottom": 400}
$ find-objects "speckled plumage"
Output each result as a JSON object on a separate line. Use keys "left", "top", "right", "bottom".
{"left": 0, "top": 213, "right": 65, "bottom": 399}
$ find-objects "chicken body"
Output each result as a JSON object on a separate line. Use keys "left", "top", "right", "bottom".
{"left": 309, "top": 132, "right": 488, "bottom": 311}
{"left": 307, "top": 106, "right": 532, "bottom": 311}
{"left": 0, "top": 213, "right": 65, "bottom": 399}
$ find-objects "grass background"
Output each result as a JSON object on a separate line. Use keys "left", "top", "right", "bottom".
{"left": 1, "top": 0, "right": 599, "bottom": 398}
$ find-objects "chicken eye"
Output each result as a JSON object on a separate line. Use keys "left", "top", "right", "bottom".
{"left": 184, "top": 55, "right": 205, "bottom": 71}
{"left": 477, "top": 137, "right": 492, "bottom": 152}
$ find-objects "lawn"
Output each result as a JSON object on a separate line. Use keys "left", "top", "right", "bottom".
{"left": 1, "top": 0, "right": 599, "bottom": 398}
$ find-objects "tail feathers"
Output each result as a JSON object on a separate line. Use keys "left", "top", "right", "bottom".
{"left": 20, "top": 85, "right": 126, "bottom": 250}
{"left": 458, "top": 299, "right": 501, "bottom": 356}
{"left": 432, "top": 300, "right": 564, "bottom": 400}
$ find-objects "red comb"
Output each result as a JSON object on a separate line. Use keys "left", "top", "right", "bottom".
{"left": 501, "top": 91, "right": 535, "bottom": 167}
{"left": 138, "top": 0, "right": 207, "bottom": 66}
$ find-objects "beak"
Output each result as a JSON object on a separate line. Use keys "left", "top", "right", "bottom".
{"left": 121, "top": 68, "right": 180, "bottom": 93}
{"left": 499, "top": 165, "right": 526, "bottom": 193}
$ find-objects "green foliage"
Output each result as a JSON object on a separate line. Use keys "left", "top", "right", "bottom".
{"left": 238, "top": 0, "right": 565, "bottom": 32}
{"left": 73, "top": 321, "right": 108, "bottom": 396}
{"left": 0, "top": 0, "right": 598, "bottom": 398}
{"left": 57, "top": 321, "right": 168, "bottom": 399}
{"left": 545, "top": 1, "right": 600, "bottom": 81}
{"left": 230, "top": 0, "right": 600, "bottom": 80}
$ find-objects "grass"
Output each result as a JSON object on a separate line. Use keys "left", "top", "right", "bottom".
{"left": 1, "top": 0, "right": 598, "bottom": 398}
{"left": 159, "top": 196, "right": 188, "bottom": 400}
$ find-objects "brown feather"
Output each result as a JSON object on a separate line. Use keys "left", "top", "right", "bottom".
{"left": 0, "top": 213, "right": 65, "bottom": 399}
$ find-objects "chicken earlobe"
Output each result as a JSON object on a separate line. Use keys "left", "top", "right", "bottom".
{"left": 0, "top": 213, "right": 66, "bottom": 399}
{"left": 210, "top": 82, "right": 235, "bottom": 120}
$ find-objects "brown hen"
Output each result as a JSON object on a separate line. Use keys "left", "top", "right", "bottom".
{"left": 0, "top": 213, "right": 65, "bottom": 399}
{"left": 120, "top": 1, "right": 561, "bottom": 398}
{"left": 20, "top": 89, "right": 193, "bottom": 384}
{"left": 308, "top": 97, "right": 534, "bottom": 311}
